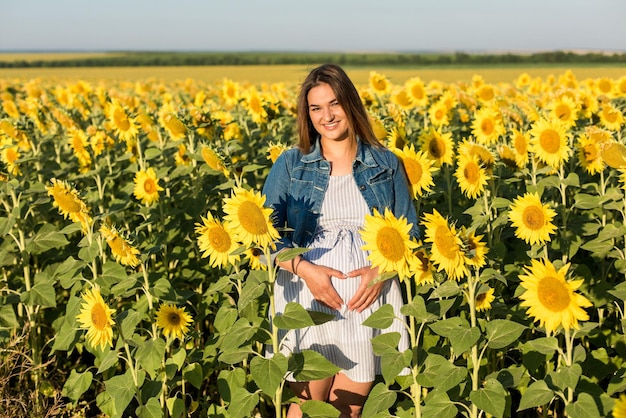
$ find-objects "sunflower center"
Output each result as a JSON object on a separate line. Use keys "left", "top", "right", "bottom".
{"left": 537, "top": 276, "right": 571, "bottom": 312}
{"left": 405, "top": 159, "right": 423, "bottom": 185}
{"left": 603, "top": 108, "right": 618, "bottom": 123}
{"left": 555, "top": 104, "right": 571, "bottom": 121}
{"left": 376, "top": 227, "right": 406, "bottom": 262}
{"left": 514, "top": 134, "right": 528, "bottom": 155}
{"left": 411, "top": 85, "right": 425, "bottom": 100}
{"left": 464, "top": 162, "right": 480, "bottom": 184}
{"left": 109, "top": 236, "right": 127, "bottom": 257}
{"left": 582, "top": 144, "right": 598, "bottom": 162}
{"left": 522, "top": 206, "right": 545, "bottom": 230}
{"left": 250, "top": 96, "right": 263, "bottom": 114}
{"left": 143, "top": 179, "right": 157, "bottom": 194}
{"left": 239, "top": 201, "right": 269, "bottom": 235}
{"left": 434, "top": 108, "right": 445, "bottom": 121}
{"left": 481, "top": 118, "right": 495, "bottom": 135}
{"left": 91, "top": 303, "right": 108, "bottom": 330}
{"left": 539, "top": 129, "right": 561, "bottom": 154}
{"left": 56, "top": 191, "right": 83, "bottom": 213}
{"left": 434, "top": 226, "right": 459, "bottom": 260}
{"left": 168, "top": 313, "right": 181, "bottom": 326}
{"left": 209, "top": 226, "right": 232, "bottom": 252}
{"left": 6, "top": 148, "right": 19, "bottom": 163}
{"left": 475, "top": 292, "right": 487, "bottom": 304}
{"left": 429, "top": 138, "right": 445, "bottom": 159}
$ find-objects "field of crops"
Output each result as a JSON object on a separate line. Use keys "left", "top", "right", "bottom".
{"left": 1, "top": 66, "right": 626, "bottom": 418}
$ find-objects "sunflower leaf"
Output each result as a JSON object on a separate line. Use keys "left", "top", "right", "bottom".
{"left": 289, "top": 350, "right": 341, "bottom": 381}
{"left": 362, "top": 382, "right": 397, "bottom": 416}
{"left": 26, "top": 223, "right": 70, "bottom": 254}
{"left": 275, "top": 247, "right": 310, "bottom": 263}
{"left": 564, "top": 392, "right": 601, "bottom": 418}
{"left": 517, "top": 380, "right": 554, "bottom": 412}
{"left": 300, "top": 399, "right": 341, "bottom": 418}
{"left": 273, "top": 302, "right": 315, "bottom": 329}
{"left": 226, "top": 387, "right": 259, "bottom": 418}
{"left": 362, "top": 304, "right": 396, "bottom": 329}
{"left": 422, "top": 389, "right": 459, "bottom": 418}
{"left": 485, "top": 319, "right": 526, "bottom": 349}
{"left": 469, "top": 378, "right": 508, "bottom": 418}
{"left": 62, "top": 369, "right": 93, "bottom": 402}
{"left": 250, "top": 354, "right": 288, "bottom": 395}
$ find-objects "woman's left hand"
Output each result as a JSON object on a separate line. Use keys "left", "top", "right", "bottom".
{"left": 346, "top": 266, "right": 384, "bottom": 312}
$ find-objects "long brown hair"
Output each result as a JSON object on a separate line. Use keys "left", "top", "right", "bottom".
{"left": 296, "top": 64, "right": 381, "bottom": 154}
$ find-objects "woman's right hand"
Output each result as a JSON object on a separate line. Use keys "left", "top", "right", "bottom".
{"left": 291, "top": 259, "right": 346, "bottom": 310}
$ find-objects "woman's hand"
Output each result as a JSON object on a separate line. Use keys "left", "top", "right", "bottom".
{"left": 346, "top": 266, "right": 384, "bottom": 312}
{"left": 293, "top": 259, "right": 346, "bottom": 310}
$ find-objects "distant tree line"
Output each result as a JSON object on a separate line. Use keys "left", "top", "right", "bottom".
{"left": 2, "top": 51, "right": 626, "bottom": 68}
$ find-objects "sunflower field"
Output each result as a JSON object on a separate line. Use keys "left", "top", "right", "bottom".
{"left": 1, "top": 68, "right": 626, "bottom": 418}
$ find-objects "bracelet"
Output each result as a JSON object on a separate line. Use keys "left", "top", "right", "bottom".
{"left": 293, "top": 257, "right": 303, "bottom": 276}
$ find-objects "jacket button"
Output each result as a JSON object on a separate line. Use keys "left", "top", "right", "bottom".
{"left": 359, "top": 185, "right": 366, "bottom": 191}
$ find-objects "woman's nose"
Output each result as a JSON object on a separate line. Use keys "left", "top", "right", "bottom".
{"left": 323, "top": 107, "right": 334, "bottom": 121}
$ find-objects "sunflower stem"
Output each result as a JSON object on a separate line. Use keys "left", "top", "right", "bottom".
{"left": 404, "top": 280, "right": 423, "bottom": 416}
{"left": 263, "top": 245, "right": 283, "bottom": 418}
{"left": 467, "top": 269, "right": 480, "bottom": 418}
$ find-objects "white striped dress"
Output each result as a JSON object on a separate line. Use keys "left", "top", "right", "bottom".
{"left": 269, "top": 174, "right": 410, "bottom": 383}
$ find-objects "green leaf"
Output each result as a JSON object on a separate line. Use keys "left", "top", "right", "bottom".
{"left": 289, "top": 350, "right": 341, "bottom": 381}
{"left": 62, "top": 369, "right": 93, "bottom": 402}
{"left": 517, "top": 380, "right": 554, "bottom": 412}
{"left": 219, "top": 344, "right": 255, "bottom": 365}
{"left": 362, "top": 382, "right": 397, "bottom": 416}
{"left": 485, "top": 319, "right": 526, "bottom": 349}
{"left": 118, "top": 309, "right": 142, "bottom": 339}
{"left": 183, "top": 363, "right": 204, "bottom": 389}
{"left": 371, "top": 332, "right": 401, "bottom": 355}
{"left": 422, "top": 389, "right": 458, "bottom": 418}
{"left": 300, "top": 399, "right": 341, "bottom": 417}
{"left": 0, "top": 303, "right": 18, "bottom": 328}
{"left": 429, "top": 280, "right": 461, "bottom": 299}
{"left": 564, "top": 392, "right": 601, "bottom": 418}
{"left": 217, "top": 368, "right": 247, "bottom": 403}
{"left": 20, "top": 280, "right": 56, "bottom": 308}
{"left": 97, "top": 350, "right": 119, "bottom": 374}
{"left": 136, "top": 338, "right": 166, "bottom": 379}
{"left": 273, "top": 302, "right": 315, "bottom": 329}
{"left": 51, "top": 322, "right": 78, "bottom": 351}
{"left": 416, "top": 354, "right": 467, "bottom": 391}
{"left": 524, "top": 337, "right": 559, "bottom": 355}
{"left": 362, "top": 304, "right": 396, "bottom": 329}
{"left": 548, "top": 363, "right": 582, "bottom": 391}
{"left": 250, "top": 354, "right": 288, "bottom": 395}
{"left": 226, "top": 387, "right": 259, "bottom": 418}
{"left": 380, "top": 348, "right": 411, "bottom": 384}
{"left": 213, "top": 305, "right": 238, "bottom": 333}
{"left": 276, "top": 247, "right": 310, "bottom": 263}
{"left": 166, "top": 347, "right": 187, "bottom": 372}
{"left": 400, "top": 295, "right": 438, "bottom": 323}
{"left": 136, "top": 397, "right": 163, "bottom": 418}
{"left": 166, "top": 397, "right": 185, "bottom": 418}
{"left": 238, "top": 277, "right": 266, "bottom": 314}
{"left": 469, "top": 378, "right": 507, "bottom": 418}
{"left": 429, "top": 317, "right": 480, "bottom": 354}
{"left": 26, "top": 223, "right": 69, "bottom": 254}
{"left": 105, "top": 369, "right": 144, "bottom": 418}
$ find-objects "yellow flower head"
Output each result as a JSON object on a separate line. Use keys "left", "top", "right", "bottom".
{"left": 243, "top": 87, "right": 268, "bottom": 124}
{"left": 460, "top": 227, "right": 488, "bottom": 269}
{"left": 422, "top": 209, "right": 467, "bottom": 280}
{"left": 195, "top": 211, "right": 240, "bottom": 269}
{"left": 76, "top": 286, "right": 116, "bottom": 350}
{"left": 156, "top": 304, "right": 193, "bottom": 340}
{"left": 598, "top": 103, "right": 624, "bottom": 132}
{"left": 360, "top": 207, "right": 418, "bottom": 280}
{"left": 267, "top": 142, "right": 289, "bottom": 164}
{"left": 454, "top": 154, "right": 489, "bottom": 199}
{"left": 471, "top": 107, "right": 506, "bottom": 145}
{"left": 411, "top": 244, "right": 435, "bottom": 286}
{"left": 133, "top": 167, "right": 164, "bottom": 206}
{"left": 106, "top": 99, "right": 139, "bottom": 142}
{"left": 529, "top": 118, "right": 571, "bottom": 168}
{"left": 405, "top": 77, "right": 429, "bottom": 108}
{"left": 46, "top": 178, "right": 92, "bottom": 231}
{"left": 221, "top": 78, "right": 241, "bottom": 107}
{"left": 201, "top": 145, "right": 230, "bottom": 177}
{"left": 576, "top": 133, "right": 605, "bottom": 175}
{"left": 428, "top": 101, "right": 450, "bottom": 127}
{"left": 100, "top": 224, "right": 141, "bottom": 267}
{"left": 519, "top": 259, "right": 592, "bottom": 334}
{"left": 419, "top": 127, "right": 455, "bottom": 167}
{"left": 245, "top": 247, "right": 267, "bottom": 271}
{"left": 475, "top": 287, "right": 495, "bottom": 312}
{"left": 509, "top": 128, "right": 530, "bottom": 168}
{"left": 175, "top": 143, "right": 192, "bottom": 166}
{"left": 369, "top": 71, "right": 391, "bottom": 95}
{"left": 393, "top": 144, "right": 437, "bottom": 198}
{"left": 613, "top": 393, "right": 626, "bottom": 418}
{"left": 161, "top": 113, "right": 187, "bottom": 140}
{"left": 223, "top": 187, "right": 279, "bottom": 249}
{"left": 549, "top": 95, "right": 580, "bottom": 129}
{"left": 508, "top": 192, "right": 557, "bottom": 246}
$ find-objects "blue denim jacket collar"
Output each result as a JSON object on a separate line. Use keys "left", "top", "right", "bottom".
{"left": 302, "top": 137, "right": 377, "bottom": 168}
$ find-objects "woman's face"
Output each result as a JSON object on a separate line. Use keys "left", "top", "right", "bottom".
{"left": 307, "top": 82, "right": 349, "bottom": 143}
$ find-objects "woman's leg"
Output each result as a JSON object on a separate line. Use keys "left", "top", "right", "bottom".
{"left": 328, "top": 373, "right": 373, "bottom": 418}
{"left": 286, "top": 377, "right": 334, "bottom": 418}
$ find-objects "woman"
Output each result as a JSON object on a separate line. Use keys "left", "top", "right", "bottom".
{"left": 262, "top": 64, "right": 419, "bottom": 417}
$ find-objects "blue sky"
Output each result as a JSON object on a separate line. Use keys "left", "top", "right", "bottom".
{"left": 1, "top": 0, "right": 624, "bottom": 52}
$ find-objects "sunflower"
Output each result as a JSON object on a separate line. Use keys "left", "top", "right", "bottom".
{"left": 76, "top": 286, "right": 116, "bottom": 350}
{"left": 475, "top": 84, "right": 496, "bottom": 103}
{"left": 518, "top": 259, "right": 592, "bottom": 333}
{"left": 155, "top": 304, "right": 193, "bottom": 340}
{"left": 245, "top": 247, "right": 267, "bottom": 271}
{"left": 267, "top": 142, "right": 289, "bottom": 164}
{"left": 602, "top": 142, "right": 626, "bottom": 169}
{"left": 133, "top": 167, "right": 163, "bottom": 206}
{"left": 614, "top": 394, "right": 626, "bottom": 418}
{"left": 195, "top": 212, "right": 240, "bottom": 269}
{"left": 475, "top": 287, "right": 495, "bottom": 312}
{"left": 595, "top": 77, "right": 615, "bottom": 97}
{"left": 360, "top": 208, "right": 418, "bottom": 280}
{"left": 201, "top": 145, "right": 230, "bottom": 177}
{"left": 509, "top": 128, "right": 530, "bottom": 168}
{"left": 221, "top": 79, "right": 241, "bottom": 107}
{"left": 460, "top": 227, "right": 487, "bottom": 269}
{"left": 598, "top": 103, "right": 624, "bottom": 132}
{"left": 46, "top": 178, "right": 92, "bottom": 231}
{"left": 427, "top": 101, "right": 450, "bottom": 127}
{"left": 422, "top": 209, "right": 467, "bottom": 280}
{"left": 458, "top": 140, "right": 495, "bottom": 170}
{"left": 529, "top": 118, "right": 571, "bottom": 168}
{"left": 471, "top": 107, "right": 505, "bottom": 146}
{"left": 100, "top": 224, "right": 141, "bottom": 267}
{"left": 68, "top": 128, "right": 91, "bottom": 170}
{"left": 393, "top": 144, "right": 437, "bottom": 198}
{"left": 223, "top": 187, "right": 279, "bottom": 249}
{"left": 508, "top": 192, "right": 557, "bottom": 246}
{"left": 161, "top": 113, "right": 187, "bottom": 140}
{"left": 411, "top": 244, "right": 435, "bottom": 286}
{"left": 497, "top": 145, "right": 518, "bottom": 169}
{"left": 419, "top": 127, "right": 455, "bottom": 167}
{"left": 242, "top": 88, "right": 268, "bottom": 124}
{"left": 387, "top": 126, "right": 407, "bottom": 150}
{"left": 576, "top": 133, "right": 604, "bottom": 174}
{"left": 454, "top": 155, "right": 489, "bottom": 199}
{"left": 618, "top": 76, "right": 626, "bottom": 97}
{"left": 175, "top": 143, "right": 192, "bottom": 166}
{"left": 549, "top": 95, "right": 580, "bottom": 129}
{"left": 405, "top": 77, "right": 429, "bottom": 107}
{"left": 0, "top": 141, "right": 20, "bottom": 176}
{"left": 369, "top": 71, "right": 391, "bottom": 95}
{"left": 390, "top": 87, "right": 413, "bottom": 110}
{"left": 106, "top": 99, "right": 139, "bottom": 142}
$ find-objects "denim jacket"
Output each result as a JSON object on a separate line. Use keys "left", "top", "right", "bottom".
{"left": 262, "top": 138, "right": 420, "bottom": 252}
